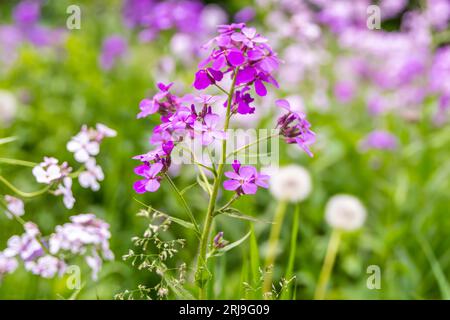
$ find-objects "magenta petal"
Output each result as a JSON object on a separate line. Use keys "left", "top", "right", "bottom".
{"left": 242, "top": 183, "right": 257, "bottom": 194}
{"left": 133, "top": 180, "right": 147, "bottom": 194}
{"left": 212, "top": 54, "right": 226, "bottom": 71}
{"left": 236, "top": 66, "right": 256, "bottom": 84}
{"left": 255, "top": 174, "right": 270, "bottom": 188}
{"left": 239, "top": 166, "right": 257, "bottom": 179}
{"left": 247, "top": 49, "right": 264, "bottom": 61}
{"left": 227, "top": 50, "right": 245, "bottom": 66}
{"left": 193, "top": 70, "right": 213, "bottom": 90}
{"left": 255, "top": 80, "right": 267, "bottom": 96}
{"left": 134, "top": 164, "right": 149, "bottom": 176}
{"left": 231, "top": 32, "right": 246, "bottom": 42}
{"left": 145, "top": 179, "right": 160, "bottom": 192}
{"left": 224, "top": 171, "right": 241, "bottom": 180}
{"left": 275, "top": 99, "right": 291, "bottom": 110}
{"left": 207, "top": 68, "right": 223, "bottom": 81}
{"left": 223, "top": 179, "right": 241, "bottom": 191}
{"left": 204, "top": 114, "right": 219, "bottom": 128}
{"left": 148, "top": 162, "right": 164, "bottom": 177}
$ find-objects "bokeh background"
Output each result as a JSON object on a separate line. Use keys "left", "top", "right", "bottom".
{"left": 0, "top": 0, "right": 449, "bottom": 299}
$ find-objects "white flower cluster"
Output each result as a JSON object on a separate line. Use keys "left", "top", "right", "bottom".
{"left": 31, "top": 123, "right": 116, "bottom": 209}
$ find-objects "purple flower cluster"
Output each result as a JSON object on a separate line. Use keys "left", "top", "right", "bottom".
{"left": 133, "top": 23, "right": 317, "bottom": 194}
{"left": 133, "top": 82, "right": 226, "bottom": 193}
{"left": 223, "top": 160, "right": 269, "bottom": 196}
{"left": 194, "top": 23, "right": 280, "bottom": 114}
{"left": 0, "top": 215, "right": 113, "bottom": 280}
{"left": 0, "top": 1, "right": 65, "bottom": 67}
{"left": 122, "top": 0, "right": 205, "bottom": 41}
{"left": 276, "top": 99, "right": 315, "bottom": 157}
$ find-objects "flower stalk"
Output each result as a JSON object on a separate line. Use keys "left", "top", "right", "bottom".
{"left": 262, "top": 200, "right": 288, "bottom": 296}
{"left": 195, "top": 71, "right": 238, "bottom": 300}
{"left": 314, "top": 228, "right": 342, "bottom": 300}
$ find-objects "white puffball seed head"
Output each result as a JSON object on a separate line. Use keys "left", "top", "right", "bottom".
{"left": 325, "top": 194, "right": 367, "bottom": 231}
{"left": 269, "top": 165, "right": 312, "bottom": 202}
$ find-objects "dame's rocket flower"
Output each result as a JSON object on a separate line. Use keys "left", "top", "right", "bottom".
{"left": 133, "top": 162, "right": 164, "bottom": 193}
{"left": 0, "top": 253, "right": 18, "bottom": 277}
{"left": 78, "top": 158, "right": 105, "bottom": 191}
{"left": 194, "top": 113, "right": 226, "bottom": 145}
{"left": 276, "top": 99, "right": 315, "bottom": 157}
{"left": 67, "top": 130, "right": 100, "bottom": 163}
{"left": 54, "top": 177, "right": 75, "bottom": 209}
{"left": 223, "top": 160, "right": 269, "bottom": 195}
{"left": 67, "top": 124, "right": 115, "bottom": 163}
{"left": 99, "top": 35, "right": 128, "bottom": 70}
{"left": 4, "top": 195, "right": 25, "bottom": 219}
{"left": 194, "top": 23, "right": 280, "bottom": 102}
{"left": 32, "top": 157, "right": 69, "bottom": 184}
{"left": 360, "top": 130, "right": 398, "bottom": 151}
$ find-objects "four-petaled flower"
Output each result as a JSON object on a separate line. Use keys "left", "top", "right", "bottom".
{"left": 194, "top": 113, "right": 226, "bottom": 145}
{"left": 67, "top": 130, "right": 100, "bottom": 163}
{"left": 133, "top": 162, "right": 164, "bottom": 193}
{"left": 223, "top": 160, "right": 269, "bottom": 195}
{"left": 78, "top": 158, "right": 105, "bottom": 191}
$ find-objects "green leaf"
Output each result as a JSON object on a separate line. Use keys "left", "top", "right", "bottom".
{"left": 0, "top": 137, "right": 17, "bottom": 145}
{"left": 180, "top": 181, "right": 198, "bottom": 195}
{"left": 219, "top": 207, "right": 273, "bottom": 224}
{"left": 249, "top": 226, "right": 260, "bottom": 279}
{"left": 168, "top": 216, "right": 197, "bottom": 231}
{"left": 208, "top": 231, "right": 251, "bottom": 258}
{"left": 196, "top": 175, "right": 212, "bottom": 195}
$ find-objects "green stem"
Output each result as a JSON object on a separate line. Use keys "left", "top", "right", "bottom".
{"left": 215, "top": 194, "right": 239, "bottom": 214}
{"left": 263, "top": 200, "right": 288, "bottom": 296}
{"left": 0, "top": 158, "right": 37, "bottom": 167}
{"left": 0, "top": 175, "right": 50, "bottom": 198}
{"left": 196, "top": 70, "right": 238, "bottom": 300}
{"left": 226, "top": 132, "right": 279, "bottom": 160}
{"left": 281, "top": 204, "right": 300, "bottom": 300}
{"left": 164, "top": 174, "right": 200, "bottom": 236}
{"left": 314, "top": 228, "right": 342, "bottom": 300}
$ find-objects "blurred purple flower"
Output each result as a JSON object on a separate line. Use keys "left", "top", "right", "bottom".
{"left": 99, "top": 35, "right": 128, "bottom": 70}
{"left": 360, "top": 130, "right": 398, "bottom": 151}
{"left": 234, "top": 7, "right": 256, "bottom": 23}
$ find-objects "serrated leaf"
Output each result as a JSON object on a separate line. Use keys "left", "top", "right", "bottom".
{"left": 208, "top": 231, "right": 251, "bottom": 258}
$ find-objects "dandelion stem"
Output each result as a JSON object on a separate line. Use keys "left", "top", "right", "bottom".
{"left": 0, "top": 175, "right": 50, "bottom": 198}
{"left": 314, "top": 228, "right": 342, "bottom": 300}
{"left": 263, "top": 200, "right": 288, "bottom": 297}
{"left": 196, "top": 70, "right": 238, "bottom": 300}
